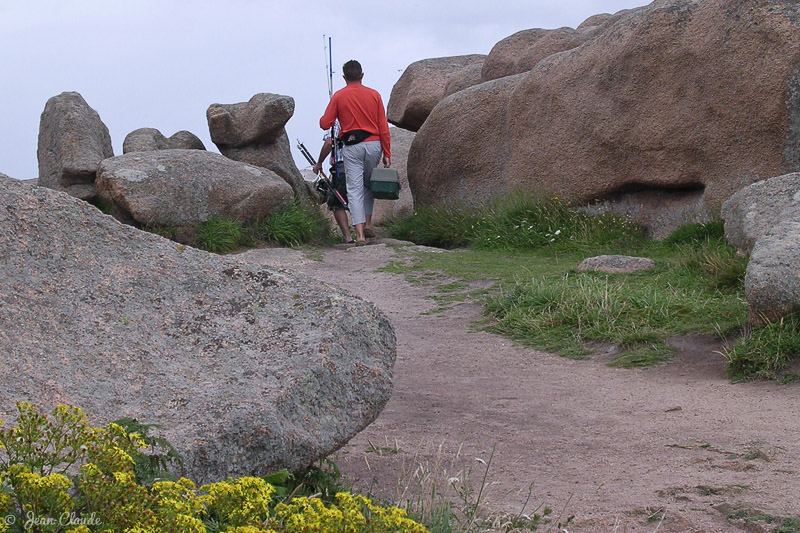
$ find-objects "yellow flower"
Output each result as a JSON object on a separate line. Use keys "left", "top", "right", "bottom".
{"left": 113, "top": 471, "right": 136, "bottom": 484}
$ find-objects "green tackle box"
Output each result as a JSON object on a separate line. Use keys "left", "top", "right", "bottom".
{"left": 369, "top": 168, "right": 401, "bottom": 200}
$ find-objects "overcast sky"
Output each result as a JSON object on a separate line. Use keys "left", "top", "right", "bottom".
{"left": 0, "top": 0, "right": 647, "bottom": 180}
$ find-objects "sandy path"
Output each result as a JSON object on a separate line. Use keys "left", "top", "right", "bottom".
{"left": 240, "top": 242, "right": 800, "bottom": 533}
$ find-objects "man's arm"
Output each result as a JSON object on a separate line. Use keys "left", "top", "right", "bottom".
{"left": 320, "top": 94, "right": 338, "bottom": 130}
{"left": 376, "top": 93, "right": 391, "bottom": 166}
{"left": 313, "top": 138, "right": 333, "bottom": 175}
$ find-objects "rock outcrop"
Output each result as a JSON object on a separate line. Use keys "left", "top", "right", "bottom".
{"left": 96, "top": 149, "right": 293, "bottom": 226}
{"left": 371, "top": 127, "right": 416, "bottom": 224}
{"left": 207, "top": 93, "right": 308, "bottom": 199}
{"left": 0, "top": 176, "right": 396, "bottom": 483}
{"left": 443, "top": 61, "right": 484, "bottom": 98}
{"left": 407, "top": 0, "right": 800, "bottom": 236}
{"left": 722, "top": 172, "right": 800, "bottom": 321}
{"left": 721, "top": 172, "right": 800, "bottom": 254}
{"left": 481, "top": 26, "right": 600, "bottom": 83}
{"left": 479, "top": 10, "right": 639, "bottom": 83}
{"left": 408, "top": 73, "right": 524, "bottom": 203}
{"left": 37, "top": 91, "right": 113, "bottom": 200}
{"left": 746, "top": 215, "right": 800, "bottom": 322}
{"left": 387, "top": 55, "right": 486, "bottom": 131}
{"left": 123, "top": 128, "right": 206, "bottom": 153}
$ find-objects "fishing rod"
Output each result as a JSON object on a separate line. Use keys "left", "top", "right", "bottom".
{"left": 325, "top": 35, "right": 333, "bottom": 98}
{"left": 297, "top": 139, "right": 348, "bottom": 209}
{"left": 322, "top": 35, "right": 347, "bottom": 210}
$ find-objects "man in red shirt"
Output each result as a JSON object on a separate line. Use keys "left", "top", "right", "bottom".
{"left": 320, "top": 60, "right": 391, "bottom": 246}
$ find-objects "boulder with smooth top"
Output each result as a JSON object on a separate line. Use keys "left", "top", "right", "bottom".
{"left": 96, "top": 149, "right": 293, "bottom": 226}
{"left": 387, "top": 55, "right": 486, "bottom": 131}
{"left": 0, "top": 175, "right": 396, "bottom": 483}
{"left": 123, "top": 128, "right": 206, "bottom": 153}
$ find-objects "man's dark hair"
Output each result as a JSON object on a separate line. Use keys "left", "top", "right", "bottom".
{"left": 342, "top": 60, "right": 363, "bottom": 81}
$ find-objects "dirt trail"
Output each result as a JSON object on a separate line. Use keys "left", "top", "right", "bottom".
{"left": 240, "top": 242, "right": 800, "bottom": 533}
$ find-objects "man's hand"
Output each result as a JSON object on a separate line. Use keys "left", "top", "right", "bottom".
{"left": 383, "top": 155, "right": 391, "bottom": 168}
{"left": 313, "top": 162, "right": 323, "bottom": 175}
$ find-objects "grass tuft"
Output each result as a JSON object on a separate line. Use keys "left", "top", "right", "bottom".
{"left": 248, "top": 199, "right": 334, "bottom": 247}
{"left": 195, "top": 215, "right": 246, "bottom": 253}
{"left": 387, "top": 200, "right": 481, "bottom": 249}
{"left": 724, "top": 312, "right": 800, "bottom": 381}
{"left": 679, "top": 244, "right": 748, "bottom": 292}
{"left": 192, "top": 201, "right": 334, "bottom": 253}
{"left": 663, "top": 219, "right": 726, "bottom": 246}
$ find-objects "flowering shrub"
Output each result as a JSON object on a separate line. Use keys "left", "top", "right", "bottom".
{"left": 272, "top": 492, "right": 425, "bottom": 532}
{"left": 0, "top": 402, "right": 427, "bottom": 532}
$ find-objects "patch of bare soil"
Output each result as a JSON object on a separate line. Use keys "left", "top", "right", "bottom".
{"left": 240, "top": 242, "right": 800, "bottom": 533}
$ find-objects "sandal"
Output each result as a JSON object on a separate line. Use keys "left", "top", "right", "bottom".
{"left": 363, "top": 228, "right": 376, "bottom": 238}
{"left": 355, "top": 239, "right": 367, "bottom": 247}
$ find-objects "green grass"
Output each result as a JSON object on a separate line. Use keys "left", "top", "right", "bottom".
{"left": 724, "top": 312, "right": 800, "bottom": 381}
{"left": 778, "top": 517, "right": 800, "bottom": 533}
{"left": 387, "top": 199, "right": 481, "bottom": 248}
{"left": 158, "top": 199, "right": 335, "bottom": 253}
{"left": 247, "top": 199, "right": 334, "bottom": 247}
{"left": 385, "top": 192, "right": 757, "bottom": 372}
{"left": 393, "top": 241, "right": 747, "bottom": 367}
{"left": 725, "top": 508, "right": 800, "bottom": 532}
{"left": 483, "top": 265, "right": 745, "bottom": 364}
{"left": 195, "top": 215, "right": 247, "bottom": 253}
{"left": 386, "top": 190, "right": 647, "bottom": 253}
{"left": 662, "top": 218, "right": 726, "bottom": 246}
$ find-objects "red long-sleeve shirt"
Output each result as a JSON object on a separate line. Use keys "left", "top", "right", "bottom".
{"left": 320, "top": 82, "right": 391, "bottom": 158}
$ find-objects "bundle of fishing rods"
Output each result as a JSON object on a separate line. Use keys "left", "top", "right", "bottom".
{"left": 296, "top": 36, "right": 348, "bottom": 210}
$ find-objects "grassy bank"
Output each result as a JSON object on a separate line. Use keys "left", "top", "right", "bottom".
{"left": 384, "top": 192, "right": 799, "bottom": 379}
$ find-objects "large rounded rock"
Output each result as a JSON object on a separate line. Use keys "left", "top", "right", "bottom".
{"left": 722, "top": 172, "right": 800, "bottom": 254}
{"left": 480, "top": 27, "right": 599, "bottom": 83}
{"left": 96, "top": 149, "right": 293, "bottom": 226}
{"left": 577, "top": 12, "right": 628, "bottom": 30}
{"left": 0, "top": 176, "right": 396, "bottom": 483}
{"left": 207, "top": 94, "right": 307, "bottom": 199}
{"left": 387, "top": 55, "right": 486, "bottom": 131}
{"left": 124, "top": 127, "right": 169, "bottom": 152}
{"left": 168, "top": 130, "right": 206, "bottom": 151}
{"left": 37, "top": 91, "right": 113, "bottom": 200}
{"left": 408, "top": 74, "right": 525, "bottom": 206}
{"left": 371, "top": 127, "right": 416, "bottom": 224}
{"left": 207, "top": 93, "right": 294, "bottom": 148}
{"left": 443, "top": 62, "right": 485, "bottom": 98}
{"left": 218, "top": 131, "right": 308, "bottom": 200}
{"left": 408, "top": 0, "right": 800, "bottom": 235}
{"left": 745, "top": 213, "right": 800, "bottom": 322}
{"left": 123, "top": 128, "right": 206, "bottom": 153}
{"left": 479, "top": 10, "right": 641, "bottom": 83}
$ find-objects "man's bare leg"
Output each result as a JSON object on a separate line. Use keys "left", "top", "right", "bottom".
{"left": 354, "top": 222, "right": 366, "bottom": 242}
{"left": 333, "top": 209, "right": 352, "bottom": 242}
{"left": 364, "top": 214, "right": 376, "bottom": 238}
